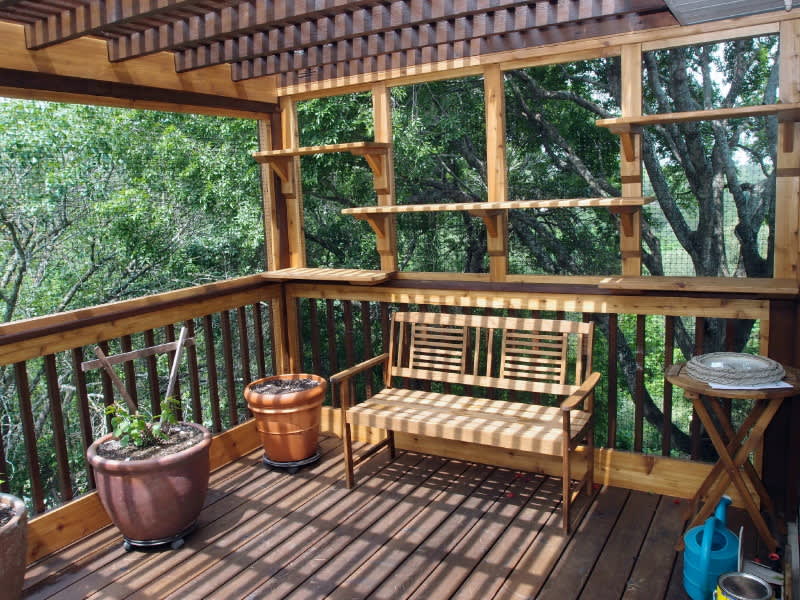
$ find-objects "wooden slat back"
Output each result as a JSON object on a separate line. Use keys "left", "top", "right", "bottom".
{"left": 389, "top": 312, "right": 594, "bottom": 396}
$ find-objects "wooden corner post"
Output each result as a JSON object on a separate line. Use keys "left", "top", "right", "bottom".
{"left": 279, "top": 96, "right": 307, "bottom": 269}
{"left": 775, "top": 19, "right": 800, "bottom": 280}
{"left": 483, "top": 64, "right": 509, "bottom": 282}
{"left": 620, "top": 44, "right": 644, "bottom": 276}
{"left": 372, "top": 83, "right": 398, "bottom": 272}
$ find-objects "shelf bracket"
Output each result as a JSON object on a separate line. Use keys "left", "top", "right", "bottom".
{"left": 354, "top": 150, "right": 390, "bottom": 194}
{"left": 261, "top": 156, "right": 296, "bottom": 198}
{"left": 469, "top": 209, "right": 508, "bottom": 281}
{"left": 356, "top": 214, "right": 396, "bottom": 266}
{"left": 610, "top": 206, "right": 639, "bottom": 238}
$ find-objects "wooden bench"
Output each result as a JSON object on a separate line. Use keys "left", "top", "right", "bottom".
{"left": 331, "top": 311, "right": 600, "bottom": 531}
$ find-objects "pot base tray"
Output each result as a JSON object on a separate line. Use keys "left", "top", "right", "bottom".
{"left": 262, "top": 450, "right": 321, "bottom": 474}
{"left": 122, "top": 521, "right": 197, "bottom": 552}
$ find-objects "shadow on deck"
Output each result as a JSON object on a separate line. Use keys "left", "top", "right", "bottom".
{"left": 23, "top": 435, "right": 706, "bottom": 599}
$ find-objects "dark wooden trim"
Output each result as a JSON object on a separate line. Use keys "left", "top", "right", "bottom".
{"left": 0, "top": 68, "right": 277, "bottom": 114}
{"left": 764, "top": 299, "right": 799, "bottom": 515}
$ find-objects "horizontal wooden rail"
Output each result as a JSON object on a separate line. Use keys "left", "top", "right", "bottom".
{"left": 285, "top": 281, "right": 770, "bottom": 321}
{"left": 342, "top": 196, "right": 654, "bottom": 215}
{"left": 595, "top": 102, "right": 800, "bottom": 131}
{"left": 0, "top": 273, "right": 281, "bottom": 365}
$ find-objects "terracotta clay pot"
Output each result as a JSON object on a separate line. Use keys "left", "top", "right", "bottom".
{"left": 86, "top": 423, "right": 211, "bottom": 544}
{"left": 0, "top": 493, "right": 28, "bottom": 600}
{"left": 244, "top": 374, "right": 326, "bottom": 463}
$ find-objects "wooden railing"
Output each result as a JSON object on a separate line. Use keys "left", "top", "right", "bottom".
{"left": 0, "top": 274, "right": 281, "bottom": 515}
{"left": 0, "top": 272, "right": 791, "bottom": 522}
{"left": 284, "top": 279, "right": 776, "bottom": 462}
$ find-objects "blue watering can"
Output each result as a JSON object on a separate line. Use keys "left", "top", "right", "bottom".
{"left": 683, "top": 496, "right": 739, "bottom": 600}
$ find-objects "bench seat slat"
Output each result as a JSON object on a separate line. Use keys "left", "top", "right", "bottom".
{"left": 347, "top": 389, "right": 589, "bottom": 455}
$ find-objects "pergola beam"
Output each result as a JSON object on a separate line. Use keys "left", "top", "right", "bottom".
{"left": 172, "top": 0, "right": 539, "bottom": 72}
{"left": 238, "top": 10, "right": 676, "bottom": 83}
{"left": 24, "top": 0, "right": 205, "bottom": 49}
{"left": 227, "top": 5, "right": 666, "bottom": 80}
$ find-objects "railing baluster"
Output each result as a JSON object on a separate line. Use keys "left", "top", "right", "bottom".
{"left": 119, "top": 335, "right": 138, "bottom": 408}
{"left": 185, "top": 319, "right": 203, "bottom": 424}
{"left": 44, "top": 353, "right": 73, "bottom": 502}
{"left": 143, "top": 329, "right": 162, "bottom": 414}
{"left": 361, "top": 301, "right": 374, "bottom": 398}
{"left": 343, "top": 300, "right": 356, "bottom": 368}
{"left": 253, "top": 302, "right": 267, "bottom": 379}
{"left": 634, "top": 314, "right": 645, "bottom": 453}
{"left": 418, "top": 305, "right": 432, "bottom": 392}
{"left": 237, "top": 306, "right": 252, "bottom": 387}
{"left": 71, "top": 348, "right": 95, "bottom": 489}
{"left": 0, "top": 418, "right": 9, "bottom": 493}
{"left": 663, "top": 316, "right": 675, "bottom": 457}
{"left": 691, "top": 317, "right": 705, "bottom": 460}
{"left": 15, "top": 362, "right": 45, "bottom": 513}
{"left": 267, "top": 302, "right": 277, "bottom": 375}
{"left": 607, "top": 313, "right": 618, "bottom": 449}
{"left": 309, "top": 299, "right": 323, "bottom": 376}
{"left": 203, "top": 314, "right": 223, "bottom": 433}
{"left": 380, "top": 302, "right": 390, "bottom": 355}
{"left": 220, "top": 310, "right": 238, "bottom": 426}
{"left": 98, "top": 340, "right": 115, "bottom": 429}
{"left": 325, "top": 299, "right": 339, "bottom": 378}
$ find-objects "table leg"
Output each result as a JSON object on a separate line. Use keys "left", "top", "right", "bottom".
{"left": 707, "top": 399, "right": 776, "bottom": 518}
{"left": 692, "top": 397, "right": 781, "bottom": 553}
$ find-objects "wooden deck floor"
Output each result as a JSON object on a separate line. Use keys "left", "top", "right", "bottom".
{"left": 24, "top": 435, "right": 700, "bottom": 599}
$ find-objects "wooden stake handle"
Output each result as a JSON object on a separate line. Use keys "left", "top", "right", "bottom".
{"left": 93, "top": 346, "right": 137, "bottom": 414}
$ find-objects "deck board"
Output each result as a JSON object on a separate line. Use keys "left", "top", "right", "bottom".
{"left": 24, "top": 436, "right": 703, "bottom": 600}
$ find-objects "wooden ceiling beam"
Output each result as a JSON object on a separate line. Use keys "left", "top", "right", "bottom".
{"left": 174, "top": 0, "right": 537, "bottom": 72}
{"left": 174, "top": 0, "right": 538, "bottom": 70}
{"left": 23, "top": 0, "right": 205, "bottom": 49}
{"left": 0, "top": 66, "right": 277, "bottom": 117}
{"left": 231, "top": 3, "right": 672, "bottom": 81}
{"left": 175, "top": 0, "right": 665, "bottom": 73}
{"left": 264, "top": 9, "right": 675, "bottom": 85}
{"left": 107, "top": 0, "right": 385, "bottom": 61}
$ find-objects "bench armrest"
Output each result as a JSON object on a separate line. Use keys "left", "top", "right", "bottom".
{"left": 560, "top": 371, "right": 601, "bottom": 412}
{"left": 330, "top": 353, "right": 390, "bottom": 386}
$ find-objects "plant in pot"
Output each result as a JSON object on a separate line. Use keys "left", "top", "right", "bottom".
{"left": 85, "top": 328, "right": 211, "bottom": 551}
{"left": 0, "top": 476, "right": 27, "bottom": 600}
{"left": 243, "top": 373, "right": 327, "bottom": 472}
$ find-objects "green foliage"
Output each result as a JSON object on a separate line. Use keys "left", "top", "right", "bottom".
{"left": 105, "top": 397, "right": 179, "bottom": 448}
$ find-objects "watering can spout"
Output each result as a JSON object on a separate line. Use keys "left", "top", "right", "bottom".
{"left": 715, "top": 495, "right": 732, "bottom": 525}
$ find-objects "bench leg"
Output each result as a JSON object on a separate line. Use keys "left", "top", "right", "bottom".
{"left": 585, "top": 424, "right": 594, "bottom": 496}
{"left": 562, "top": 434, "right": 571, "bottom": 533}
{"left": 387, "top": 430, "right": 396, "bottom": 459}
{"left": 343, "top": 421, "right": 355, "bottom": 489}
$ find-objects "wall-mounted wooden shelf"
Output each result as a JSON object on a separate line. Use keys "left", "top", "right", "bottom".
{"left": 261, "top": 267, "right": 393, "bottom": 285}
{"left": 342, "top": 196, "right": 654, "bottom": 215}
{"left": 343, "top": 197, "right": 654, "bottom": 280}
{"left": 597, "top": 102, "right": 800, "bottom": 160}
{"left": 599, "top": 276, "right": 799, "bottom": 296}
{"left": 253, "top": 142, "right": 391, "bottom": 193}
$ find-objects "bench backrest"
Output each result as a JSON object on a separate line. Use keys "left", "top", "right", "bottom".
{"left": 387, "top": 311, "right": 594, "bottom": 397}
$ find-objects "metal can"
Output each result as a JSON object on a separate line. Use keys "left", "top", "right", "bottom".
{"left": 716, "top": 572, "right": 774, "bottom": 600}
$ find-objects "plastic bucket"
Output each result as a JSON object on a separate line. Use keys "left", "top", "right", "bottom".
{"left": 716, "top": 572, "right": 773, "bottom": 600}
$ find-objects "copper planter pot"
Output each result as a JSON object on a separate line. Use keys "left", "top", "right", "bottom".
{"left": 244, "top": 374, "right": 326, "bottom": 463}
{"left": 0, "top": 493, "right": 28, "bottom": 600}
{"left": 86, "top": 424, "right": 211, "bottom": 545}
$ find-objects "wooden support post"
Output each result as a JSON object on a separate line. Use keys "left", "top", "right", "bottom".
{"left": 372, "top": 83, "right": 398, "bottom": 271}
{"left": 258, "top": 118, "right": 289, "bottom": 271}
{"left": 775, "top": 19, "right": 800, "bottom": 280}
{"left": 483, "top": 65, "right": 508, "bottom": 282}
{"left": 279, "top": 96, "right": 307, "bottom": 268}
{"left": 619, "top": 44, "right": 644, "bottom": 276}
